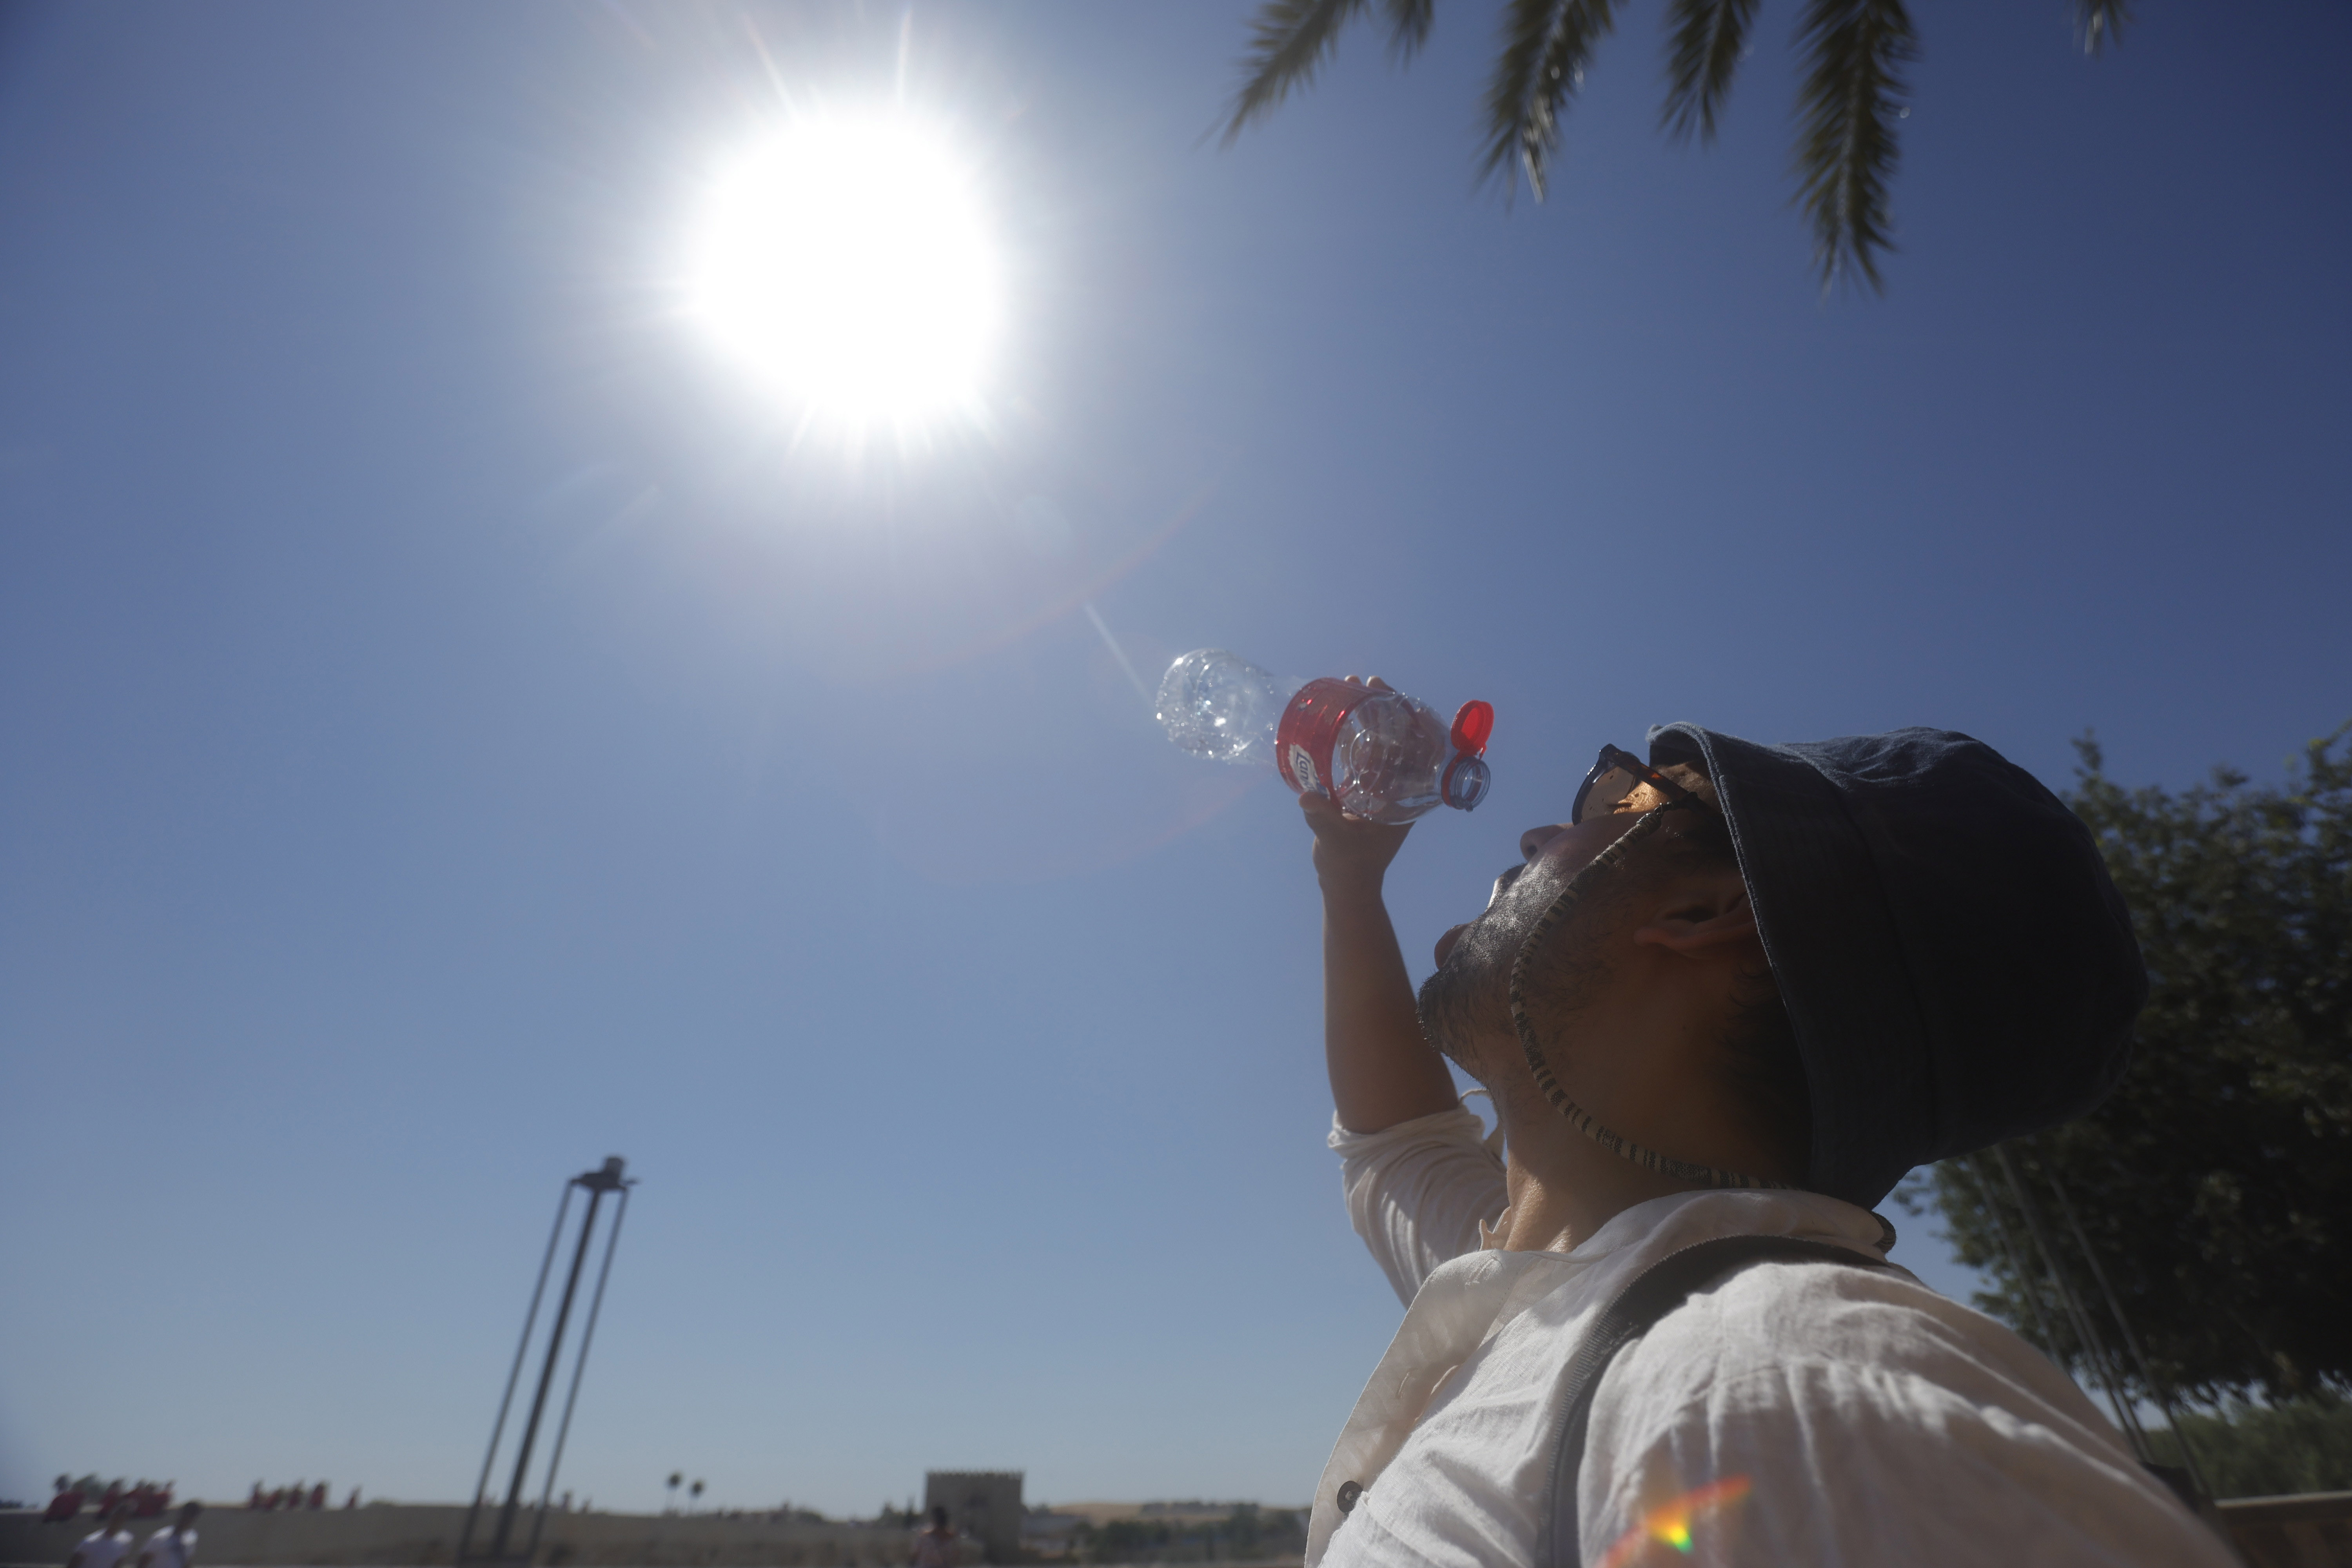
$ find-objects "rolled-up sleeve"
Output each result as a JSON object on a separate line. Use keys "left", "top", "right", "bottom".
{"left": 1328, "top": 1105, "right": 1509, "bottom": 1306}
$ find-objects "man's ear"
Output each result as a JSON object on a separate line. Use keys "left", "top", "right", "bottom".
{"left": 1629, "top": 873, "right": 1758, "bottom": 955}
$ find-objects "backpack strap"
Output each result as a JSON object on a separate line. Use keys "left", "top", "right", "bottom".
{"left": 1538, "top": 1234, "right": 1891, "bottom": 1568}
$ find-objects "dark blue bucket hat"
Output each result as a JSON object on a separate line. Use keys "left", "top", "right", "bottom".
{"left": 1646, "top": 724, "right": 2146, "bottom": 1210}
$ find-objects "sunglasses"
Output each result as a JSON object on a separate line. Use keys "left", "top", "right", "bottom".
{"left": 1569, "top": 744, "right": 1719, "bottom": 825}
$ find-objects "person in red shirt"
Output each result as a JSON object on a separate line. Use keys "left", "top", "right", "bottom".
{"left": 44, "top": 1478, "right": 86, "bottom": 1526}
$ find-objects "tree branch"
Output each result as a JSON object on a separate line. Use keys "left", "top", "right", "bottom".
{"left": 1223, "top": 0, "right": 1374, "bottom": 144}
{"left": 1385, "top": 0, "right": 1437, "bottom": 58}
{"left": 1480, "top": 0, "right": 1624, "bottom": 200}
{"left": 1662, "top": 0, "right": 1758, "bottom": 145}
{"left": 1223, "top": 0, "right": 1437, "bottom": 144}
{"left": 2076, "top": 0, "right": 2132, "bottom": 56}
{"left": 1792, "top": 0, "right": 1915, "bottom": 292}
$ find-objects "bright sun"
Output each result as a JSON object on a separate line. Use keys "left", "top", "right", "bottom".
{"left": 688, "top": 112, "right": 1002, "bottom": 428}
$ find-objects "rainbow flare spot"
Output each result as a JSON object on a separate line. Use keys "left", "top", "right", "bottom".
{"left": 1596, "top": 1475, "right": 1753, "bottom": 1568}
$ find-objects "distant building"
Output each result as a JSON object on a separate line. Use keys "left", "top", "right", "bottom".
{"left": 923, "top": 1472, "right": 1022, "bottom": 1563}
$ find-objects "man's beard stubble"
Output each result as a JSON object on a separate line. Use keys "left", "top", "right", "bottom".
{"left": 1415, "top": 939, "right": 1508, "bottom": 1080}
{"left": 1416, "top": 869, "right": 1624, "bottom": 1090}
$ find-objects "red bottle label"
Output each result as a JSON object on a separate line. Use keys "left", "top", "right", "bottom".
{"left": 1275, "top": 678, "right": 1373, "bottom": 799}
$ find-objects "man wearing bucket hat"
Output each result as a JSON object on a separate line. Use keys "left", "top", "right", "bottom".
{"left": 1296, "top": 699, "right": 2234, "bottom": 1566}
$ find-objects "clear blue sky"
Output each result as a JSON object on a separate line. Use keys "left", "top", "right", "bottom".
{"left": 2, "top": 0, "right": 2345, "bottom": 1519}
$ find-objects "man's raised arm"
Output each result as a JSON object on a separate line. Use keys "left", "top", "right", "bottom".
{"left": 1298, "top": 719, "right": 1507, "bottom": 1304}
{"left": 1299, "top": 786, "right": 1457, "bottom": 1131}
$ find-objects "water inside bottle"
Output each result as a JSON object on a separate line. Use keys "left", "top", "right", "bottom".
{"left": 1330, "top": 693, "right": 1452, "bottom": 822}
{"left": 1155, "top": 650, "right": 1300, "bottom": 766}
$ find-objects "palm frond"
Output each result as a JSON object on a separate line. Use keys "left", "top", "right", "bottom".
{"left": 1480, "top": 0, "right": 1624, "bottom": 200}
{"left": 2076, "top": 0, "right": 2131, "bottom": 55}
{"left": 1222, "top": 0, "right": 1375, "bottom": 144}
{"left": 1791, "top": 0, "right": 1915, "bottom": 292}
{"left": 1385, "top": 0, "right": 1437, "bottom": 58}
{"left": 1661, "top": 0, "right": 1758, "bottom": 144}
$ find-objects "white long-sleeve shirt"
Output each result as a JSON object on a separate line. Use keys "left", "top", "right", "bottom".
{"left": 1309, "top": 1105, "right": 2234, "bottom": 1568}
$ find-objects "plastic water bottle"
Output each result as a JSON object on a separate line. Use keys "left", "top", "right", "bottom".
{"left": 1155, "top": 649, "right": 1493, "bottom": 825}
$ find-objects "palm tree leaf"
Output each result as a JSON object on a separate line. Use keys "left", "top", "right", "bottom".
{"left": 1480, "top": 0, "right": 1624, "bottom": 200}
{"left": 1384, "top": 0, "right": 1437, "bottom": 57}
{"left": 1791, "top": 0, "right": 1916, "bottom": 292}
{"left": 1661, "top": 0, "right": 1758, "bottom": 144}
{"left": 2076, "top": 0, "right": 2131, "bottom": 55}
{"left": 1223, "top": 0, "right": 1376, "bottom": 144}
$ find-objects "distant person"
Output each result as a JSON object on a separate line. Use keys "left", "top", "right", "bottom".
{"left": 343, "top": 1489, "right": 360, "bottom": 1510}
{"left": 909, "top": 1506, "right": 958, "bottom": 1568}
{"left": 66, "top": 1506, "right": 135, "bottom": 1568}
{"left": 134, "top": 1504, "right": 201, "bottom": 1568}
{"left": 307, "top": 1485, "right": 326, "bottom": 1512}
{"left": 44, "top": 1477, "right": 85, "bottom": 1525}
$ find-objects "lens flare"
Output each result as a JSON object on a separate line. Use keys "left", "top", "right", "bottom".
{"left": 686, "top": 109, "right": 1002, "bottom": 429}
{"left": 1596, "top": 1475, "right": 1752, "bottom": 1567}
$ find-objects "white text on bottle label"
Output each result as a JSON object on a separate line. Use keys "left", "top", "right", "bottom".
{"left": 1290, "top": 744, "right": 1325, "bottom": 796}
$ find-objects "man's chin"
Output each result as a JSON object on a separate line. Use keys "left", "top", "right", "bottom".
{"left": 1416, "top": 954, "right": 1487, "bottom": 1081}
{"left": 1420, "top": 903, "right": 1529, "bottom": 1083}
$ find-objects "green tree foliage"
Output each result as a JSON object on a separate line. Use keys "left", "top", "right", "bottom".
{"left": 1069, "top": 1504, "right": 1305, "bottom": 1563}
{"left": 1223, "top": 1, "right": 2133, "bottom": 291}
{"left": 1911, "top": 724, "right": 2352, "bottom": 1402}
{"left": 2147, "top": 1396, "right": 2352, "bottom": 1498}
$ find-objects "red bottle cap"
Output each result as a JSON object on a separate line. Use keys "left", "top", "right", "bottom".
{"left": 1449, "top": 700, "right": 1493, "bottom": 756}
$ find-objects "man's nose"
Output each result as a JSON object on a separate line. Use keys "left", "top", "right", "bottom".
{"left": 1520, "top": 822, "right": 1570, "bottom": 862}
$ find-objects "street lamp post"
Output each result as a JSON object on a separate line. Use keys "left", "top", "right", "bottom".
{"left": 459, "top": 1157, "right": 636, "bottom": 1565}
